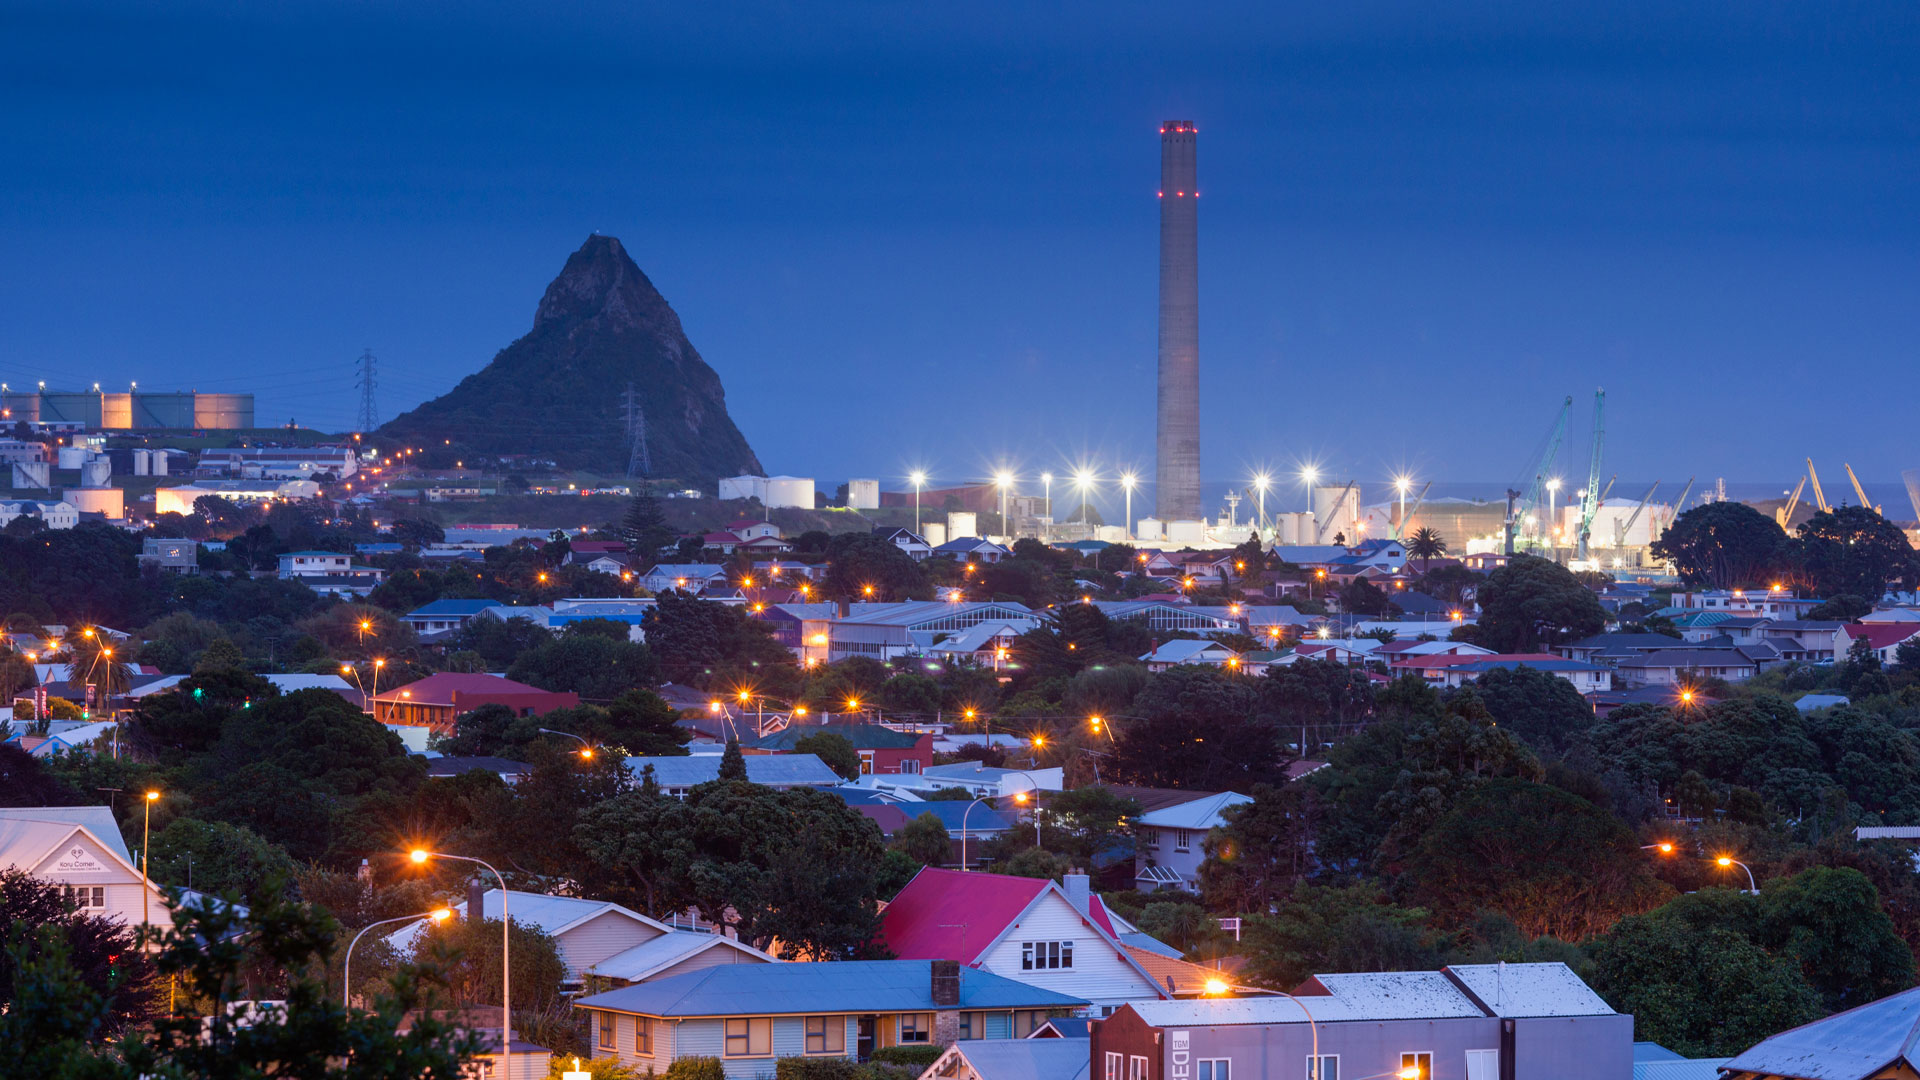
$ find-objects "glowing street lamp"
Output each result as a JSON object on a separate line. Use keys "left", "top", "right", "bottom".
{"left": 994, "top": 471, "right": 1013, "bottom": 538}
{"left": 1252, "top": 473, "right": 1270, "bottom": 531}
{"left": 1394, "top": 476, "right": 1412, "bottom": 533}
{"left": 538, "top": 728, "right": 596, "bottom": 760}
{"left": 1121, "top": 473, "right": 1137, "bottom": 540}
{"left": 345, "top": 907, "right": 451, "bottom": 1008}
{"left": 409, "top": 849, "right": 512, "bottom": 1075}
{"left": 910, "top": 471, "right": 927, "bottom": 535}
{"left": 1299, "top": 466, "right": 1319, "bottom": 513}
{"left": 1040, "top": 473, "right": 1053, "bottom": 521}
{"left": 141, "top": 790, "right": 159, "bottom": 928}
{"left": 1073, "top": 469, "right": 1094, "bottom": 526}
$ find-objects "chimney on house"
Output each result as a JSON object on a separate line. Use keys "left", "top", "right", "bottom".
{"left": 468, "top": 880, "right": 486, "bottom": 922}
{"left": 1063, "top": 869, "right": 1091, "bottom": 916}
{"left": 931, "top": 960, "right": 961, "bottom": 1007}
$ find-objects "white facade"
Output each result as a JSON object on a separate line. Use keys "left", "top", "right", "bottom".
{"left": 0, "top": 807, "right": 169, "bottom": 930}
{"left": 971, "top": 888, "right": 1163, "bottom": 1011}
{"left": 0, "top": 499, "right": 79, "bottom": 529}
{"left": 948, "top": 511, "right": 978, "bottom": 541}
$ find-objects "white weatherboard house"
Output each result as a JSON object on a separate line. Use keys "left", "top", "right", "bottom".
{"left": 386, "top": 889, "right": 770, "bottom": 990}
{"left": 0, "top": 806, "right": 168, "bottom": 928}
{"left": 1134, "top": 791, "right": 1253, "bottom": 893}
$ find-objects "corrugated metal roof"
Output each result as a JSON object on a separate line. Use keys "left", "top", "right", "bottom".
{"left": 1632, "top": 1060, "right": 1730, "bottom": 1080}
{"left": 1136, "top": 791, "right": 1252, "bottom": 830}
{"left": 0, "top": 806, "right": 132, "bottom": 864}
{"left": 625, "top": 754, "right": 843, "bottom": 788}
{"left": 946, "top": 1039, "right": 1090, "bottom": 1080}
{"left": 585, "top": 930, "right": 772, "bottom": 982}
{"left": 386, "top": 889, "right": 661, "bottom": 952}
{"left": 1855, "top": 826, "right": 1920, "bottom": 840}
{"left": 747, "top": 723, "right": 924, "bottom": 751}
{"left": 1446, "top": 962, "right": 1615, "bottom": 1017}
{"left": 573, "top": 960, "right": 1086, "bottom": 1017}
{"left": 1722, "top": 984, "right": 1920, "bottom": 1080}
{"left": 1310, "top": 970, "right": 1487, "bottom": 1019}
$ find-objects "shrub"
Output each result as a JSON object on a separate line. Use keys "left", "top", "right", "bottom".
{"left": 777, "top": 1057, "right": 861, "bottom": 1080}
{"left": 869, "top": 1046, "right": 943, "bottom": 1067}
{"left": 548, "top": 1057, "right": 641, "bottom": 1080}
{"left": 663, "top": 1057, "right": 727, "bottom": 1080}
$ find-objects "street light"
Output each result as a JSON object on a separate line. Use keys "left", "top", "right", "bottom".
{"left": 1547, "top": 478, "right": 1562, "bottom": 541}
{"left": 959, "top": 794, "right": 1000, "bottom": 871}
{"left": 345, "top": 908, "right": 451, "bottom": 1008}
{"left": 1300, "top": 466, "right": 1319, "bottom": 513}
{"left": 1252, "top": 473, "right": 1270, "bottom": 532}
{"left": 1716, "top": 855, "right": 1759, "bottom": 893}
{"left": 411, "top": 849, "right": 512, "bottom": 1076}
{"left": 1040, "top": 473, "right": 1053, "bottom": 522}
{"left": 142, "top": 790, "right": 159, "bottom": 929}
{"left": 995, "top": 471, "right": 1013, "bottom": 539}
{"left": 1394, "top": 476, "right": 1411, "bottom": 534}
{"left": 1121, "top": 473, "right": 1137, "bottom": 540}
{"left": 910, "top": 471, "right": 927, "bottom": 535}
{"left": 537, "top": 728, "right": 595, "bottom": 760}
{"left": 1073, "top": 469, "right": 1094, "bottom": 527}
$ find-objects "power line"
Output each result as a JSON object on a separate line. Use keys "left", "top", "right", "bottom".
{"left": 355, "top": 348, "right": 380, "bottom": 432}
{"left": 621, "top": 382, "right": 652, "bottom": 480}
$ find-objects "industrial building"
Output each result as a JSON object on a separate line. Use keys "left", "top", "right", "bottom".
{"left": 1155, "top": 120, "right": 1201, "bottom": 521}
{"left": 0, "top": 388, "right": 254, "bottom": 430}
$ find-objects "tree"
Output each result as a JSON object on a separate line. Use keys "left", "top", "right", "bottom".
{"left": 1199, "top": 783, "right": 1314, "bottom": 915}
{"left": 454, "top": 614, "right": 553, "bottom": 669}
{"left": 793, "top": 731, "right": 860, "bottom": 781}
{"left": 619, "top": 491, "right": 677, "bottom": 562}
{"left": 821, "top": 532, "right": 929, "bottom": 602}
{"left": 1587, "top": 899, "right": 1823, "bottom": 1057}
{"left": 411, "top": 909, "right": 569, "bottom": 1010}
{"left": 1338, "top": 578, "right": 1398, "bottom": 617}
{"left": 146, "top": 818, "right": 297, "bottom": 897}
{"left": 1241, "top": 882, "right": 1449, "bottom": 989}
{"left": 640, "top": 591, "right": 790, "bottom": 687}
{"left": 893, "top": 812, "right": 952, "bottom": 866}
{"left": 1468, "top": 555, "right": 1607, "bottom": 653}
{"left": 1109, "top": 666, "right": 1287, "bottom": 789}
{"left": 1406, "top": 527, "right": 1447, "bottom": 568}
{"left": 1402, "top": 779, "right": 1670, "bottom": 940}
{"left": 0, "top": 867, "right": 162, "bottom": 1036}
{"left": 1650, "top": 501, "right": 1788, "bottom": 589}
{"left": 575, "top": 768, "right": 696, "bottom": 915}
{"left": 389, "top": 517, "right": 446, "bottom": 551}
{"left": 1036, "top": 786, "right": 1142, "bottom": 866}
{"left": 0, "top": 743, "right": 84, "bottom": 806}
{"left": 1463, "top": 663, "right": 1597, "bottom": 759}
{"left": 506, "top": 632, "right": 660, "bottom": 701}
{"left": 1793, "top": 505, "right": 1918, "bottom": 602}
{"left": 719, "top": 739, "right": 747, "bottom": 780}
{"left": 1756, "top": 865, "right": 1914, "bottom": 1012}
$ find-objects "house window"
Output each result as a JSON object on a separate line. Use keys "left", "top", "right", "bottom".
{"left": 724, "top": 1018, "right": 772, "bottom": 1057}
{"left": 958, "top": 1012, "right": 978, "bottom": 1040}
{"left": 1106, "top": 1053, "right": 1124, "bottom": 1080}
{"left": 805, "top": 1016, "right": 845, "bottom": 1054}
{"left": 1400, "top": 1053, "right": 1433, "bottom": 1080}
{"left": 1199, "top": 1061, "right": 1230, "bottom": 1080}
{"left": 62, "top": 885, "right": 105, "bottom": 909}
{"left": 900, "top": 758, "right": 922, "bottom": 774}
{"left": 1129, "top": 1055, "right": 1149, "bottom": 1080}
{"left": 597, "top": 1012, "right": 616, "bottom": 1049}
{"left": 859, "top": 750, "right": 875, "bottom": 775}
{"left": 635, "top": 1016, "right": 652, "bottom": 1056}
{"left": 1021, "top": 941, "right": 1074, "bottom": 970}
{"left": 1011, "top": 1010, "right": 1047, "bottom": 1038}
{"left": 1464, "top": 1050, "right": 1498, "bottom": 1080}
{"left": 1307, "top": 1056, "right": 1338, "bottom": 1080}
{"left": 1174, "top": 831, "right": 1191, "bottom": 852}
{"left": 1139, "top": 829, "right": 1159, "bottom": 848}
{"left": 898, "top": 1013, "right": 932, "bottom": 1043}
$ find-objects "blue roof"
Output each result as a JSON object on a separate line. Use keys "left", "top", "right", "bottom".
{"left": 626, "top": 754, "right": 844, "bottom": 788}
{"left": 1724, "top": 984, "right": 1920, "bottom": 1080}
{"left": 573, "top": 959, "right": 1086, "bottom": 1017}
{"left": 906, "top": 800, "right": 1015, "bottom": 833}
{"left": 405, "top": 599, "right": 504, "bottom": 617}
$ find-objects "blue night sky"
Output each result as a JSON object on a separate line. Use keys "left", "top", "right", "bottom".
{"left": 2, "top": 1, "right": 1916, "bottom": 495}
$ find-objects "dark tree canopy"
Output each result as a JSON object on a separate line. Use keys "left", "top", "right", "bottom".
{"left": 1466, "top": 554, "right": 1607, "bottom": 653}
{"left": 1794, "top": 505, "right": 1917, "bottom": 602}
{"left": 1650, "top": 501, "right": 1789, "bottom": 589}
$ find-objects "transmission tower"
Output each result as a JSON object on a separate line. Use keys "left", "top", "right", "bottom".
{"left": 355, "top": 348, "right": 380, "bottom": 431}
{"left": 621, "top": 382, "right": 652, "bottom": 480}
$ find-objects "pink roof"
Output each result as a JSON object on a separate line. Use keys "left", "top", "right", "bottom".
{"left": 1390, "top": 651, "right": 1562, "bottom": 670}
{"left": 1845, "top": 623, "right": 1920, "bottom": 650}
{"left": 1085, "top": 894, "right": 1119, "bottom": 938}
{"left": 879, "top": 867, "right": 1050, "bottom": 962}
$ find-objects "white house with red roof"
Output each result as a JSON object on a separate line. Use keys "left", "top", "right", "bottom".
{"left": 877, "top": 867, "right": 1168, "bottom": 1014}
{"left": 1836, "top": 622, "right": 1920, "bottom": 664}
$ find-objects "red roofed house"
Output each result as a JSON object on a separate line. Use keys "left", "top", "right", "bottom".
{"left": 878, "top": 867, "right": 1167, "bottom": 1015}
{"left": 700, "top": 532, "right": 743, "bottom": 555}
{"left": 372, "top": 673, "right": 580, "bottom": 733}
{"left": 1836, "top": 622, "right": 1920, "bottom": 664}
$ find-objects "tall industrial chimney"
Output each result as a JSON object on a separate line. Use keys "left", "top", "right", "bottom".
{"left": 1156, "top": 121, "right": 1201, "bottom": 521}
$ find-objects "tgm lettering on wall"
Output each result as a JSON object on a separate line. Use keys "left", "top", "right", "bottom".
{"left": 1170, "top": 1030, "right": 1189, "bottom": 1080}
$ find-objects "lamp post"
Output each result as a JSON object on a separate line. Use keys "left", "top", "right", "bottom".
{"left": 1395, "top": 476, "right": 1411, "bottom": 535}
{"left": 1716, "top": 855, "right": 1759, "bottom": 894}
{"left": 1300, "top": 467, "right": 1319, "bottom": 514}
{"left": 1073, "top": 470, "right": 1094, "bottom": 528}
{"left": 1041, "top": 473, "right": 1052, "bottom": 521}
{"left": 910, "top": 471, "right": 927, "bottom": 536}
{"left": 1121, "top": 474, "right": 1137, "bottom": 541}
{"left": 344, "top": 908, "right": 451, "bottom": 1008}
{"left": 537, "top": 728, "right": 595, "bottom": 760}
{"left": 995, "top": 472, "right": 1012, "bottom": 540}
{"left": 141, "top": 790, "right": 159, "bottom": 930}
{"left": 1252, "top": 473, "right": 1270, "bottom": 535}
{"left": 412, "top": 849, "right": 511, "bottom": 1076}
{"left": 959, "top": 795, "right": 999, "bottom": 871}
{"left": 998, "top": 768, "right": 1048, "bottom": 850}
{"left": 371, "top": 658, "right": 387, "bottom": 722}
{"left": 1547, "top": 478, "right": 1562, "bottom": 546}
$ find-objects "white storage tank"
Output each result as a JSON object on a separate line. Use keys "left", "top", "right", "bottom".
{"left": 762, "top": 476, "right": 815, "bottom": 510}
{"left": 1272, "top": 511, "right": 1314, "bottom": 546}
{"left": 947, "top": 511, "right": 977, "bottom": 541}
{"left": 847, "top": 478, "right": 880, "bottom": 510}
{"left": 1312, "top": 486, "right": 1360, "bottom": 542}
{"left": 80, "top": 458, "right": 111, "bottom": 488}
{"left": 1167, "top": 519, "right": 1209, "bottom": 546}
{"left": 132, "top": 449, "right": 152, "bottom": 476}
{"left": 1135, "top": 517, "right": 1165, "bottom": 543}
{"left": 718, "top": 475, "right": 768, "bottom": 502}
{"left": 923, "top": 521, "right": 948, "bottom": 547}
{"left": 56, "top": 446, "right": 89, "bottom": 469}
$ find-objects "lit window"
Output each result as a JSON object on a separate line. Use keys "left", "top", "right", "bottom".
{"left": 805, "top": 1016, "right": 845, "bottom": 1055}
{"left": 635, "top": 1016, "right": 651, "bottom": 1056}
{"left": 598, "top": 1012, "right": 616, "bottom": 1049}
{"left": 724, "top": 1017, "right": 772, "bottom": 1057}
{"left": 898, "top": 1013, "right": 932, "bottom": 1043}
{"left": 1020, "top": 942, "right": 1073, "bottom": 970}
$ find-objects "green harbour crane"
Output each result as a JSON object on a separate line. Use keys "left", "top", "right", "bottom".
{"left": 1575, "top": 389, "right": 1606, "bottom": 560}
{"left": 1505, "top": 396, "right": 1572, "bottom": 556}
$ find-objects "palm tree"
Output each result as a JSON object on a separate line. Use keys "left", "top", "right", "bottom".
{"left": 1407, "top": 527, "right": 1447, "bottom": 570}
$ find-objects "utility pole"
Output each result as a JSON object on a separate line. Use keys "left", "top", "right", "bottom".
{"left": 621, "top": 383, "right": 652, "bottom": 480}
{"left": 354, "top": 349, "right": 379, "bottom": 432}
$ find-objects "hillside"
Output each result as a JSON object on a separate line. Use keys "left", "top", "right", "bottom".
{"left": 380, "top": 235, "right": 762, "bottom": 487}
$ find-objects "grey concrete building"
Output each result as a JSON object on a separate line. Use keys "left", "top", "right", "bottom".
{"left": 1092, "top": 963, "right": 1631, "bottom": 1080}
{"left": 1155, "top": 120, "right": 1200, "bottom": 521}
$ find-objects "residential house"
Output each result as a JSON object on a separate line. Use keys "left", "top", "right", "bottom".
{"left": 549, "top": 597, "right": 658, "bottom": 637}
{"left": 1835, "top": 622, "right": 1920, "bottom": 665}
{"left": 1092, "top": 601, "right": 1241, "bottom": 638}
{"left": 1614, "top": 650, "right": 1760, "bottom": 686}
{"left": 424, "top": 756, "right": 533, "bottom": 784}
{"left": 927, "top": 620, "right": 1031, "bottom": 667}
{"left": 825, "top": 601, "right": 1038, "bottom": 662}
{"left": 1670, "top": 589, "right": 1824, "bottom": 620}
{"left": 914, "top": 762, "right": 1064, "bottom": 798}
{"left": 875, "top": 527, "right": 934, "bottom": 561}
{"left": 564, "top": 540, "right": 630, "bottom": 566}
{"left": 1092, "top": 963, "right": 1630, "bottom": 1080}
{"left": 641, "top": 564, "right": 732, "bottom": 593}
{"left": 747, "top": 722, "right": 934, "bottom": 776}
{"left": 401, "top": 599, "right": 514, "bottom": 638}
{"left": 1758, "top": 620, "right": 1846, "bottom": 663}
{"left": 277, "top": 550, "right": 387, "bottom": 598}
{"left": 932, "top": 537, "right": 1012, "bottom": 564}
{"left": 922, "top": 1038, "right": 1091, "bottom": 1080}
{"left": 1390, "top": 652, "right": 1612, "bottom": 693}
{"left": 737, "top": 534, "right": 794, "bottom": 556}
{"left": 0, "top": 806, "right": 169, "bottom": 929}
{"left": 386, "top": 888, "right": 768, "bottom": 991}
{"left": 1134, "top": 791, "right": 1252, "bottom": 893}
{"left": 701, "top": 531, "right": 745, "bottom": 555}
{"left": 879, "top": 867, "right": 1168, "bottom": 1012}
{"left": 625, "top": 753, "right": 844, "bottom": 799}
{"left": 727, "top": 520, "right": 782, "bottom": 542}
{"left": 1139, "top": 639, "right": 1242, "bottom": 673}
{"left": 138, "top": 537, "right": 198, "bottom": 573}
{"left": 1721, "top": 984, "right": 1920, "bottom": 1080}
{"left": 370, "top": 673, "right": 579, "bottom": 732}
{"left": 395, "top": 1009, "right": 551, "bottom": 1080}
{"left": 0, "top": 499, "right": 79, "bottom": 530}
{"left": 573, "top": 960, "right": 1087, "bottom": 1078}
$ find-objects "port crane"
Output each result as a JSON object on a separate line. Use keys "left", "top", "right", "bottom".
{"left": 1505, "top": 396, "right": 1571, "bottom": 556}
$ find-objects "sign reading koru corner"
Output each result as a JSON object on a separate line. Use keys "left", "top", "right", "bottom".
{"left": 54, "top": 844, "right": 108, "bottom": 874}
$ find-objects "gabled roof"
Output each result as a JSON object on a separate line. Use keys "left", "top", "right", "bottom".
{"left": 0, "top": 805, "right": 134, "bottom": 865}
{"left": 1842, "top": 623, "right": 1920, "bottom": 650}
{"left": 1140, "top": 639, "right": 1236, "bottom": 664}
{"left": 1614, "top": 650, "right": 1760, "bottom": 670}
{"left": 747, "top": 722, "right": 926, "bottom": 751}
{"left": 585, "top": 929, "right": 775, "bottom": 983}
{"left": 1135, "top": 791, "right": 1252, "bottom": 830}
{"left": 880, "top": 867, "right": 1050, "bottom": 962}
{"left": 574, "top": 959, "right": 1086, "bottom": 1018}
{"left": 1444, "top": 962, "right": 1614, "bottom": 1017}
{"left": 902, "top": 800, "right": 1014, "bottom": 834}
{"left": 935, "top": 1038, "right": 1091, "bottom": 1080}
{"left": 1723, "top": 983, "right": 1920, "bottom": 1080}
{"left": 386, "top": 888, "right": 664, "bottom": 952}
{"left": 373, "top": 672, "right": 559, "bottom": 704}
{"left": 405, "top": 599, "right": 505, "bottom": 617}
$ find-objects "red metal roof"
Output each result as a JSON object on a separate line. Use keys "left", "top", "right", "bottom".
{"left": 372, "top": 672, "right": 558, "bottom": 704}
{"left": 1845, "top": 623, "right": 1920, "bottom": 650}
{"left": 879, "top": 867, "right": 1049, "bottom": 962}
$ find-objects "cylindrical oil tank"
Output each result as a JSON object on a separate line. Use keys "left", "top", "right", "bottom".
{"left": 0, "top": 392, "right": 40, "bottom": 422}
{"left": 39, "top": 393, "right": 101, "bottom": 427}
{"left": 1311, "top": 486, "right": 1360, "bottom": 541}
{"left": 193, "top": 393, "right": 254, "bottom": 429}
{"left": 99, "top": 393, "right": 133, "bottom": 429}
{"left": 133, "top": 392, "right": 198, "bottom": 429}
